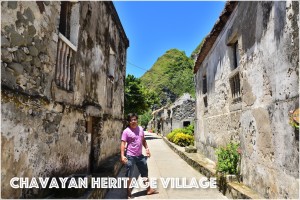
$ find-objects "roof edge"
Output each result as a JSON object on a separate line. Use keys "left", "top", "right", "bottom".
{"left": 107, "top": 2, "right": 130, "bottom": 48}
{"left": 193, "top": 1, "right": 238, "bottom": 74}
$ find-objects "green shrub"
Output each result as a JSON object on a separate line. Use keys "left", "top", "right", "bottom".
{"left": 182, "top": 124, "right": 194, "bottom": 136}
{"left": 173, "top": 133, "right": 194, "bottom": 147}
{"left": 166, "top": 131, "right": 177, "bottom": 142}
{"left": 167, "top": 128, "right": 182, "bottom": 141}
{"left": 167, "top": 125, "right": 195, "bottom": 143}
{"left": 215, "top": 142, "right": 240, "bottom": 175}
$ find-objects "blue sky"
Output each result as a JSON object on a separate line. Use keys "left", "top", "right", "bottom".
{"left": 113, "top": 1, "right": 226, "bottom": 78}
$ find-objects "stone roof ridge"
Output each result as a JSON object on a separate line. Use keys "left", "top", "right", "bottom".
{"left": 151, "top": 105, "right": 168, "bottom": 115}
{"left": 193, "top": 1, "right": 238, "bottom": 73}
{"left": 171, "top": 93, "right": 195, "bottom": 108}
{"left": 152, "top": 93, "right": 195, "bottom": 115}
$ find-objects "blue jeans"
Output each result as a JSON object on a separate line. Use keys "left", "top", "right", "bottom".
{"left": 125, "top": 155, "right": 148, "bottom": 178}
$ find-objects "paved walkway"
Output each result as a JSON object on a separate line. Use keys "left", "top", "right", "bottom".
{"left": 105, "top": 132, "right": 227, "bottom": 199}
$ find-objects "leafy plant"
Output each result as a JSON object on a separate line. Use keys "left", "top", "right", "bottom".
{"left": 183, "top": 124, "right": 194, "bottom": 136}
{"left": 173, "top": 133, "right": 194, "bottom": 147}
{"left": 167, "top": 128, "right": 183, "bottom": 142}
{"left": 166, "top": 125, "right": 195, "bottom": 145}
{"left": 289, "top": 110, "right": 299, "bottom": 130}
{"left": 125, "top": 74, "right": 159, "bottom": 115}
{"left": 166, "top": 131, "right": 178, "bottom": 142}
{"left": 139, "top": 110, "right": 152, "bottom": 128}
{"left": 215, "top": 142, "right": 240, "bottom": 175}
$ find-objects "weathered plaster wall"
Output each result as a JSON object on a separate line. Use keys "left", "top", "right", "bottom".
{"left": 1, "top": 90, "right": 90, "bottom": 198}
{"left": 1, "top": 1, "right": 128, "bottom": 198}
{"left": 77, "top": 1, "right": 127, "bottom": 162}
{"left": 195, "top": 1, "right": 299, "bottom": 198}
{"left": 78, "top": 1, "right": 127, "bottom": 117}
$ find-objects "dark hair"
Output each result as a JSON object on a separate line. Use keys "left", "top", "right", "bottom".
{"left": 127, "top": 113, "right": 138, "bottom": 123}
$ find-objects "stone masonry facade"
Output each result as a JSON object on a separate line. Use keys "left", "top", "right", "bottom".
{"left": 194, "top": 1, "right": 299, "bottom": 199}
{"left": 150, "top": 93, "right": 195, "bottom": 136}
{"left": 1, "top": 1, "right": 129, "bottom": 198}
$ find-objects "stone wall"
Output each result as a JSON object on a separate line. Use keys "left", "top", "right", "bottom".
{"left": 194, "top": 1, "right": 299, "bottom": 199}
{"left": 150, "top": 93, "right": 195, "bottom": 136}
{"left": 1, "top": 1, "right": 128, "bottom": 198}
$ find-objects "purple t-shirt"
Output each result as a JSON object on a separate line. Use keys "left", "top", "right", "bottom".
{"left": 121, "top": 126, "right": 144, "bottom": 156}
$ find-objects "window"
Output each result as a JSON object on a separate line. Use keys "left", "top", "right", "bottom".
{"left": 232, "top": 41, "right": 240, "bottom": 69}
{"left": 108, "top": 47, "right": 116, "bottom": 83}
{"left": 106, "top": 81, "right": 113, "bottom": 108}
{"left": 58, "top": 1, "right": 80, "bottom": 46}
{"left": 55, "top": 1, "right": 79, "bottom": 91}
{"left": 227, "top": 37, "right": 241, "bottom": 104}
{"left": 59, "top": 2, "right": 71, "bottom": 40}
{"left": 226, "top": 30, "right": 239, "bottom": 70}
{"left": 202, "top": 75, "right": 207, "bottom": 94}
{"left": 202, "top": 70, "right": 208, "bottom": 109}
{"left": 183, "top": 121, "right": 190, "bottom": 127}
{"left": 106, "top": 47, "right": 115, "bottom": 108}
{"left": 203, "top": 95, "right": 208, "bottom": 108}
{"left": 230, "top": 72, "right": 241, "bottom": 103}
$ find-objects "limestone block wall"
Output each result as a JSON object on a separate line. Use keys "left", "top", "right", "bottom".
{"left": 194, "top": 1, "right": 299, "bottom": 198}
{"left": 1, "top": 1, "right": 60, "bottom": 98}
{"left": 1, "top": 1, "right": 128, "bottom": 198}
{"left": 162, "top": 108, "right": 172, "bottom": 136}
{"left": 152, "top": 94, "right": 195, "bottom": 136}
{"left": 170, "top": 98, "right": 195, "bottom": 130}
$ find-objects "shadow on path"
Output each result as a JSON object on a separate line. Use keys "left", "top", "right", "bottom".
{"left": 131, "top": 190, "right": 147, "bottom": 198}
{"left": 104, "top": 163, "right": 142, "bottom": 199}
{"left": 145, "top": 136, "right": 162, "bottom": 141}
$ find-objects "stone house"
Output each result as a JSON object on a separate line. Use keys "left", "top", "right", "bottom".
{"left": 194, "top": 1, "right": 298, "bottom": 199}
{"left": 1, "top": 1, "right": 128, "bottom": 198}
{"left": 149, "top": 93, "right": 195, "bottom": 136}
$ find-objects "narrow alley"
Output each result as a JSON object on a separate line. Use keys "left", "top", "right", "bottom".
{"left": 1, "top": 1, "right": 298, "bottom": 199}
{"left": 105, "top": 132, "right": 227, "bottom": 199}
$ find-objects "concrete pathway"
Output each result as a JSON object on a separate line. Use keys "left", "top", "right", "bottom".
{"left": 105, "top": 131, "right": 227, "bottom": 199}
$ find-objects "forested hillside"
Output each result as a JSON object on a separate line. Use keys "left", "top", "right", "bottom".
{"left": 140, "top": 49, "right": 195, "bottom": 106}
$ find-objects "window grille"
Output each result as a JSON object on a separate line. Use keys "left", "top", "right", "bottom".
{"left": 55, "top": 33, "right": 76, "bottom": 91}
{"left": 230, "top": 73, "right": 241, "bottom": 103}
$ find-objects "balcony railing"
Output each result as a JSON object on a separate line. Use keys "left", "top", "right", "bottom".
{"left": 55, "top": 33, "right": 77, "bottom": 91}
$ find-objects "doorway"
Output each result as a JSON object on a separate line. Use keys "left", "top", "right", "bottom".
{"left": 86, "top": 116, "right": 102, "bottom": 174}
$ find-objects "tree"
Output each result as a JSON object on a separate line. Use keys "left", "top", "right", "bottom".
{"left": 124, "top": 74, "right": 159, "bottom": 116}
{"left": 139, "top": 110, "right": 152, "bottom": 129}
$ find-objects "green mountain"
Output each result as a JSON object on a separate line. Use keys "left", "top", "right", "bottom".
{"left": 140, "top": 49, "right": 195, "bottom": 106}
